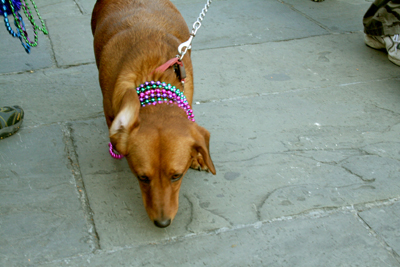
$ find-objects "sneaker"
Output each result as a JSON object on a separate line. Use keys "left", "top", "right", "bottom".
{"left": 0, "top": 106, "right": 24, "bottom": 140}
{"left": 383, "top": 34, "right": 400, "bottom": 66}
{"left": 365, "top": 34, "right": 400, "bottom": 66}
{"left": 364, "top": 34, "right": 385, "bottom": 50}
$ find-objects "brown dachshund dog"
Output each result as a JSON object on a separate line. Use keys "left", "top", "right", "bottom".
{"left": 91, "top": 0, "right": 216, "bottom": 228}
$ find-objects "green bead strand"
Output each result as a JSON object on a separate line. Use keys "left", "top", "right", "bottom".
{"left": 22, "top": 0, "right": 48, "bottom": 35}
{"left": 7, "top": 0, "right": 48, "bottom": 47}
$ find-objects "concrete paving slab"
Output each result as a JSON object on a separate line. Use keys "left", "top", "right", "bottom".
{"left": 0, "top": 64, "right": 103, "bottom": 126}
{"left": 359, "top": 202, "right": 400, "bottom": 257}
{"left": 0, "top": 29, "right": 53, "bottom": 74}
{"left": 281, "top": 0, "right": 370, "bottom": 33}
{"left": 193, "top": 84, "right": 400, "bottom": 221}
{"left": 362, "top": 142, "right": 400, "bottom": 161}
{"left": 47, "top": 15, "right": 94, "bottom": 67}
{"left": 0, "top": 125, "right": 92, "bottom": 265}
{"left": 191, "top": 32, "right": 399, "bottom": 102}
{"left": 174, "top": 0, "right": 328, "bottom": 50}
{"left": 37, "top": 0, "right": 82, "bottom": 20}
{"left": 47, "top": 213, "right": 399, "bottom": 267}
{"left": 75, "top": 0, "right": 96, "bottom": 15}
{"left": 342, "top": 155, "right": 400, "bottom": 182}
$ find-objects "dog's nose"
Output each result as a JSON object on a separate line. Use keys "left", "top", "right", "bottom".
{"left": 154, "top": 218, "right": 171, "bottom": 228}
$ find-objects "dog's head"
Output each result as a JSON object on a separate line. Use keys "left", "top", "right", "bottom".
{"left": 109, "top": 89, "right": 216, "bottom": 228}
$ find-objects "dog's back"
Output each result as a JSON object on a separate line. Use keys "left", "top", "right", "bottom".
{"left": 91, "top": 0, "right": 193, "bottom": 124}
{"left": 92, "top": 0, "right": 189, "bottom": 69}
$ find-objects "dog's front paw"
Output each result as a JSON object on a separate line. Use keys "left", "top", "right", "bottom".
{"left": 191, "top": 153, "right": 210, "bottom": 172}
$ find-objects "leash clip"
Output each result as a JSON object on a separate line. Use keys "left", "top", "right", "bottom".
{"left": 177, "top": 0, "right": 212, "bottom": 61}
{"left": 178, "top": 34, "right": 194, "bottom": 61}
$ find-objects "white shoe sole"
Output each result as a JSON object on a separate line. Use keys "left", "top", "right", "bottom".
{"left": 364, "top": 35, "right": 385, "bottom": 50}
{"left": 388, "top": 54, "right": 400, "bottom": 66}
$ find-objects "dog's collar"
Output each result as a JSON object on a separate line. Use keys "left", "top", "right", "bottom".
{"left": 136, "top": 80, "right": 195, "bottom": 122}
{"left": 152, "top": 57, "right": 186, "bottom": 85}
{"left": 108, "top": 80, "right": 195, "bottom": 160}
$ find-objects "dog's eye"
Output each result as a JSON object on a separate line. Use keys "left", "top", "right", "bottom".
{"left": 138, "top": 176, "right": 150, "bottom": 183}
{"left": 171, "top": 174, "right": 183, "bottom": 182}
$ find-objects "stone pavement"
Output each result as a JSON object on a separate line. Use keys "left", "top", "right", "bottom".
{"left": 1, "top": 0, "right": 400, "bottom": 266}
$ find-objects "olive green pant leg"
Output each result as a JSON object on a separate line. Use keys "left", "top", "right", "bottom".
{"left": 364, "top": 0, "right": 400, "bottom": 36}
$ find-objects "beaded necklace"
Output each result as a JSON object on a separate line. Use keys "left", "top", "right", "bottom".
{"left": 109, "top": 81, "right": 195, "bottom": 159}
{"left": 1, "top": 0, "right": 48, "bottom": 53}
{"left": 2, "top": 0, "right": 29, "bottom": 52}
{"left": 136, "top": 81, "right": 195, "bottom": 122}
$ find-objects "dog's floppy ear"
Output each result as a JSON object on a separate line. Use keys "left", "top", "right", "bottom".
{"left": 192, "top": 125, "right": 216, "bottom": 175}
{"left": 109, "top": 89, "right": 140, "bottom": 155}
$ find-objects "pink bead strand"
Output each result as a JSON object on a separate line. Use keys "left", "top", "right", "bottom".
{"left": 108, "top": 142, "right": 124, "bottom": 159}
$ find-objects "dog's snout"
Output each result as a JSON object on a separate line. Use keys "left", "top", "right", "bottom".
{"left": 154, "top": 218, "right": 171, "bottom": 228}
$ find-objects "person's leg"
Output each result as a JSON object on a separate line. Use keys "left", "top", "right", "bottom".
{"left": 364, "top": 0, "right": 400, "bottom": 36}
{"left": 364, "top": 0, "right": 400, "bottom": 65}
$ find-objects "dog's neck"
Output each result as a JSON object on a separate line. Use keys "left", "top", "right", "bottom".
{"left": 136, "top": 80, "right": 194, "bottom": 122}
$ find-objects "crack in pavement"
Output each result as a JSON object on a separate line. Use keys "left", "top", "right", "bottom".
{"left": 61, "top": 123, "right": 101, "bottom": 251}
{"left": 194, "top": 191, "right": 234, "bottom": 227}
{"left": 184, "top": 193, "right": 233, "bottom": 232}
{"left": 183, "top": 194, "right": 194, "bottom": 233}
{"left": 256, "top": 184, "right": 296, "bottom": 221}
{"left": 340, "top": 164, "right": 373, "bottom": 183}
{"left": 356, "top": 212, "right": 400, "bottom": 263}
